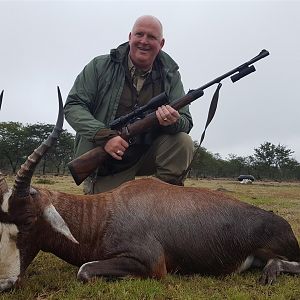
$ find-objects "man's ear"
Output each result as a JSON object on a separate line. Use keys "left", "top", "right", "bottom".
{"left": 129, "top": 32, "right": 132, "bottom": 41}
{"left": 160, "top": 38, "right": 165, "bottom": 49}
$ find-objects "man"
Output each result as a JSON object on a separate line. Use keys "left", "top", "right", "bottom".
{"left": 64, "top": 15, "right": 194, "bottom": 194}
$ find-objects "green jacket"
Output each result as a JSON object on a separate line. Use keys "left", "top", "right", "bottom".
{"left": 64, "top": 42, "right": 193, "bottom": 158}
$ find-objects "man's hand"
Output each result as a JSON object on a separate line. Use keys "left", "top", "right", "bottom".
{"left": 104, "top": 104, "right": 179, "bottom": 159}
{"left": 156, "top": 105, "right": 180, "bottom": 126}
{"left": 104, "top": 136, "right": 129, "bottom": 160}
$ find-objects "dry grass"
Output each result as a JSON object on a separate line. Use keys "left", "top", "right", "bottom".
{"left": 1, "top": 176, "right": 300, "bottom": 300}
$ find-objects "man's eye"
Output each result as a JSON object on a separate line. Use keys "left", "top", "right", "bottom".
{"left": 136, "top": 32, "right": 143, "bottom": 37}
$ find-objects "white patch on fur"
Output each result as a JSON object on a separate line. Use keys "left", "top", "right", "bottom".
{"left": 0, "top": 222, "right": 20, "bottom": 290}
{"left": 1, "top": 189, "right": 12, "bottom": 213}
{"left": 236, "top": 255, "right": 254, "bottom": 273}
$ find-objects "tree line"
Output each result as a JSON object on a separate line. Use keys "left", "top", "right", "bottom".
{"left": 190, "top": 141, "right": 300, "bottom": 181}
{"left": 1, "top": 121, "right": 299, "bottom": 181}
{"left": 0, "top": 122, "right": 73, "bottom": 175}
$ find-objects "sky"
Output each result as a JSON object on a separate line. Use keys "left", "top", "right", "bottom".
{"left": 0, "top": 0, "right": 299, "bottom": 161}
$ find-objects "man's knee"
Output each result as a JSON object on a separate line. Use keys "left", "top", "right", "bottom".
{"left": 171, "top": 132, "right": 194, "bottom": 158}
{"left": 154, "top": 133, "right": 194, "bottom": 183}
{"left": 156, "top": 132, "right": 193, "bottom": 162}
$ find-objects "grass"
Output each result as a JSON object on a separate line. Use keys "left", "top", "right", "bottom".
{"left": 1, "top": 176, "right": 300, "bottom": 300}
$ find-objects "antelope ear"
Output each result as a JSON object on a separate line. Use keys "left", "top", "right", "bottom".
{"left": 43, "top": 204, "right": 79, "bottom": 244}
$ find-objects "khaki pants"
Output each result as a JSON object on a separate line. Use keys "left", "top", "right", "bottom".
{"left": 83, "top": 132, "right": 194, "bottom": 194}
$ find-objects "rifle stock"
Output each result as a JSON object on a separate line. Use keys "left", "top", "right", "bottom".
{"left": 68, "top": 50, "right": 269, "bottom": 185}
{"left": 68, "top": 147, "right": 110, "bottom": 186}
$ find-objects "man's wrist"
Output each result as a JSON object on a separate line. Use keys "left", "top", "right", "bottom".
{"left": 93, "top": 129, "right": 119, "bottom": 146}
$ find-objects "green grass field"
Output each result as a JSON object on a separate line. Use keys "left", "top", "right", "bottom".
{"left": 1, "top": 176, "right": 300, "bottom": 300}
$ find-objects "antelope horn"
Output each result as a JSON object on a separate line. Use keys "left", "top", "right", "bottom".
{"left": 0, "top": 93, "right": 9, "bottom": 195}
{"left": 0, "top": 90, "right": 3, "bottom": 110}
{"left": 13, "top": 87, "right": 64, "bottom": 197}
{"left": 0, "top": 172, "right": 9, "bottom": 195}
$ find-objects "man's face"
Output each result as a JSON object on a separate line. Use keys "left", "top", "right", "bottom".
{"left": 129, "top": 18, "right": 165, "bottom": 71}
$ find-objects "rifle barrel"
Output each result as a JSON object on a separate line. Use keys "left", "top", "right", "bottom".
{"left": 193, "top": 49, "right": 270, "bottom": 93}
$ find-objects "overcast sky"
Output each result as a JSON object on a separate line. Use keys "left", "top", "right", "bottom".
{"left": 1, "top": 0, "right": 299, "bottom": 161}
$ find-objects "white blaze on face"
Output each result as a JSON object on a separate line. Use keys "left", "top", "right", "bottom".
{"left": 0, "top": 222, "right": 20, "bottom": 290}
{"left": 0, "top": 189, "right": 21, "bottom": 291}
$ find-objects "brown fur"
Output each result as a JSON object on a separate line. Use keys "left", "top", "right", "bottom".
{"left": 6, "top": 178, "right": 299, "bottom": 280}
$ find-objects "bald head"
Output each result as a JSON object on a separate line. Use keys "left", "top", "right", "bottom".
{"left": 129, "top": 15, "right": 165, "bottom": 70}
{"left": 131, "top": 15, "right": 163, "bottom": 39}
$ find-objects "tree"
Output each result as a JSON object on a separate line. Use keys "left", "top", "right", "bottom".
{"left": 190, "top": 143, "right": 226, "bottom": 178}
{"left": 274, "top": 144, "right": 295, "bottom": 169}
{"left": 25, "top": 123, "right": 54, "bottom": 174}
{"left": 0, "top": 122, "right": 75, "bottom": 175}
{"left": 52, "top": 130, "right": 74, "bottom": 174}
{"left": 225, "top": 154, "right": 249, "bottom": 177}
{"left": 25, "top": 124, "right": 75, "bottom": 175}
{"left": 0, "top": 122, "right": 28, "bottom": 173}
{"left": 252, "top": 142, "right": 296, "bottom": 179}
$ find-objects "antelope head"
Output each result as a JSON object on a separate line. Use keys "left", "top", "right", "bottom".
{"left": 0, "top": 88, "right": 77, "bottom": 292}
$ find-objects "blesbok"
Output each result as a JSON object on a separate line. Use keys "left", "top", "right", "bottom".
{"left": 0, "top": 90, "right": 299, "bottom": 292}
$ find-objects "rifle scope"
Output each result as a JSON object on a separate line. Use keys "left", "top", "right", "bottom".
{"left": 110, "top": 92, "right": 168, "bottom": 130}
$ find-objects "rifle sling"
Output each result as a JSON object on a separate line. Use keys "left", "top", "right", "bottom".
{"left": 177, "top": 82, "right": 222, "bottom": 183}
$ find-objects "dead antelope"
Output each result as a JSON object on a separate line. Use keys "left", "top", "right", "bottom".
{"left": 0, "top": 90, "right": 299, "bottom": 292}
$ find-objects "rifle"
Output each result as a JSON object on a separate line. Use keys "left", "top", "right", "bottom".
{"left": 68, "top": 49, "right": 269, "bottom": 185}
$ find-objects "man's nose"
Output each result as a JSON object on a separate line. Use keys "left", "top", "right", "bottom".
{"left": 140, "top": 35, "right": 149, "bottom": 44}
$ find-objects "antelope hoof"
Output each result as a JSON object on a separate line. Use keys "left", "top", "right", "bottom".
{"left": 259, "top": 259, "right": 281, "bottom": 285}
{"left": 77, "top": 271, "right": 91, "bottom": 283}
{"left": 77, "top": 264, "right": 92, "bottom": 283}
{"left": 0, "top": 277, "right": 18, "bottom": 292}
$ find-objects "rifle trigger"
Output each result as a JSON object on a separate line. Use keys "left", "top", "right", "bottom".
{"left": 128, "top": 137, "right": 136, "bottom": 145}
{"left": 123, "top": 126, "right": 135, "bottom": 144}
{"left": 125, "top": 126, "right": 130, "bottom": 136}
